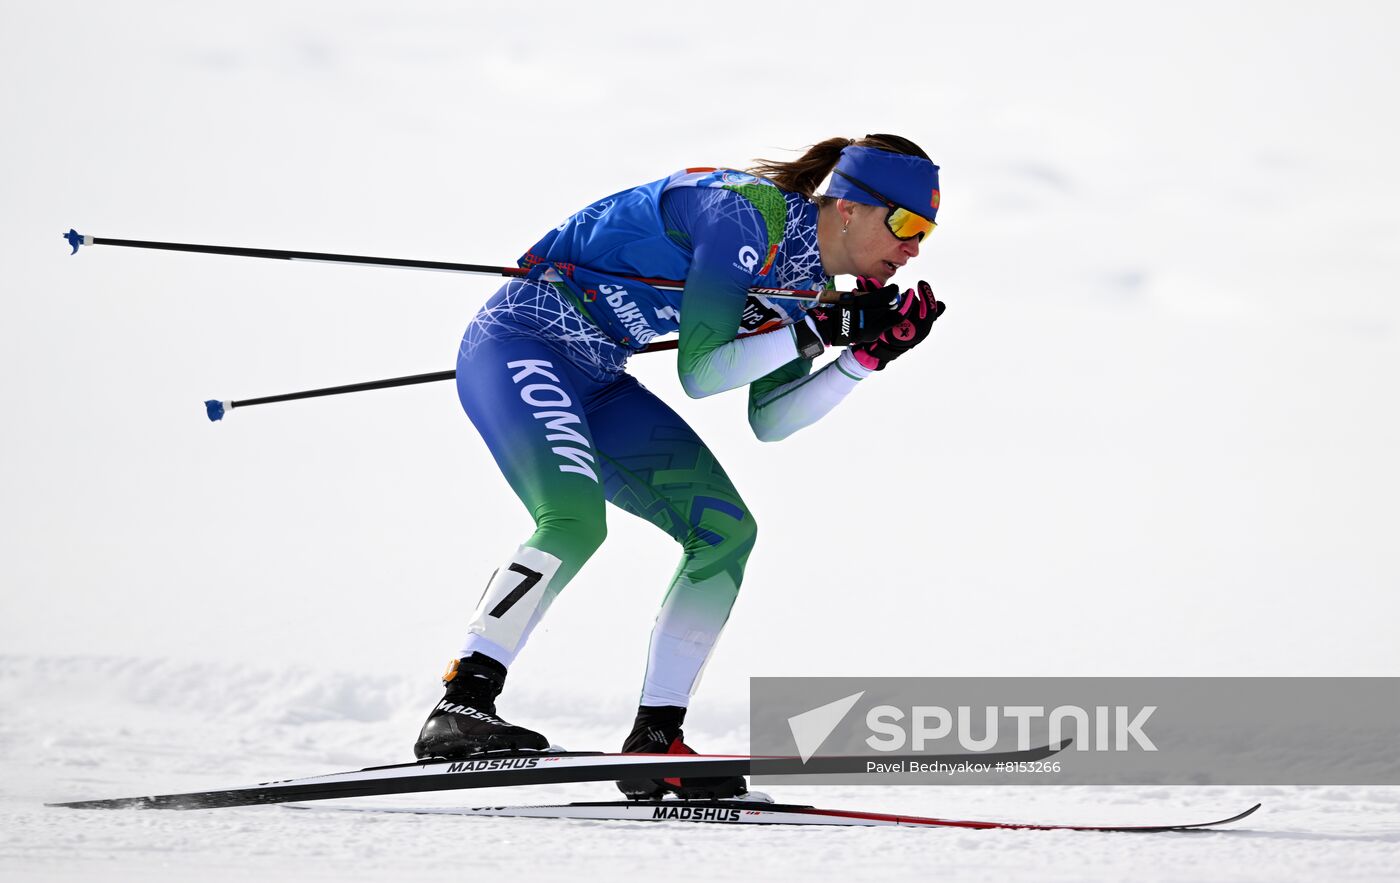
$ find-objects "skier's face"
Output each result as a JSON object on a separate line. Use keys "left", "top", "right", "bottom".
{"left": 843, "top": 202, "right": 922, "bottom": 285}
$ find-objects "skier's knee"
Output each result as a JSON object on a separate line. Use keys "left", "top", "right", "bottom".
{"left": 683, "top": 501, "right": 757, "bottom": 570}
{"left": 533, "top": 507, "right": 607, "bottom": 564}
{"left": 573, "top": 516, "right": 608, "bottom": 561}
{"left": 737, "top": 508, "right": 757, "bottom": 555}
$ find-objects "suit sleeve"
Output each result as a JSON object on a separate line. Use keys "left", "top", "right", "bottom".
{"left": 747, "top": 349, "right": 874, "bottom": 442}
{"left": 664, "top": 187, "right": 806, "bottom": 398}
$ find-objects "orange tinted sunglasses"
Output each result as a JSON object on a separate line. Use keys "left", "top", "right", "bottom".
{"left": 832, "top": 170, "right": 936, "bottom": 242}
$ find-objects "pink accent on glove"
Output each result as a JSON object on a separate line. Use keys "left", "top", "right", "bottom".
{"left": 849, "top": 280, "right": 944, "bottom": 370}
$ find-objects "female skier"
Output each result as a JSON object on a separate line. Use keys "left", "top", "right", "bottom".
{"left": 415, "top": 134, "right": 944, "bottom": 799}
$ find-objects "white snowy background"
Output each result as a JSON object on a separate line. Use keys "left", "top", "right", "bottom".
{"left": 2, "top": 1, "right": 1398, "bottom": 880}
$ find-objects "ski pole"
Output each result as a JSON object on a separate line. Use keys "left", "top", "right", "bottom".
{"left": 59, "top": 229, "right": 832, "bottom": 420}
{"left": 62, "top": 229, "right": 839, "bottom": 304}
{"left": 200, "top": 328, "right": 794, "bottom": 422}
{"left": 204, "top": 370, "right": 456, "bottom": 422}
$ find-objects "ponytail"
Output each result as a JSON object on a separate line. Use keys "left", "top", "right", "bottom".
{"left": 748, "top": 134, "right": 930, "bottom": 199}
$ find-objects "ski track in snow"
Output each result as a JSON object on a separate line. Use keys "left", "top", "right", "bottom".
{"left": 3, "top": 657, "right": 1399, "bottom": 883}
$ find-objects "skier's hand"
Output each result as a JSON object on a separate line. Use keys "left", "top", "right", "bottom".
{"left": 806, "top": 276, "right": 902, "bottom": 347}
{"left": 850, "top": 281, "right": 945, "bottom": 371}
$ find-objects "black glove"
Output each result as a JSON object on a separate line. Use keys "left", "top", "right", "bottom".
{"left": 850, "top": 280, "right": 945, "bottom": 371}
{"left": 806, "top": 275, "right": 903, "bottom": 347}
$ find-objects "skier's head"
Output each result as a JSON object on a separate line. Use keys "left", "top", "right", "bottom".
{"left": 750, "top": 134, "right": 939, "bottom": 284}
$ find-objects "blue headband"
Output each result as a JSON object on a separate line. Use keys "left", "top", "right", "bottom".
{"left": 822, "top": 145, "right": 940, "bottom": 223}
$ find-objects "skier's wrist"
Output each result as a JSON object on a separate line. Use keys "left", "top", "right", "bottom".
{"left": 836, "top": 347, "right": 874, "bottom": 379}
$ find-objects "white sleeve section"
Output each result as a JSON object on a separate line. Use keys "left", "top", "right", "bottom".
{"left": 679, "top": 325, "right": 805, "bottom": 398}
{"left": 749, "top": 349, "right": 873, "bottom": 442}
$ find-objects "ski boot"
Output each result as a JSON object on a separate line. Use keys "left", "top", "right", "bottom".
{"left": 413, "top": 653, "right": 550, "bottom": 760}
{"left": 615, "top": 705, "right": 748, "bottom": 800}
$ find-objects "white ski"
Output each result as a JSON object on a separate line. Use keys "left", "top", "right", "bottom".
{"left": 291, "top": 798, "right": 1264, "bottom": 831}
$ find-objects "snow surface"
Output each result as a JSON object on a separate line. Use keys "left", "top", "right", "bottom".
{"left": 5, "top": 656, "right": 1400, "bottom": 883}
{"left": 3, "top": 0, "right": 1400, "bottom": 880}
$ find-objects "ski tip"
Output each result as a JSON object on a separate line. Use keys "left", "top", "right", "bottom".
{"left": 64, "top": 228, "right": 91, "bottom": 255}
{"left": 204, "top": 399, "right": 229, "bottom": 422}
